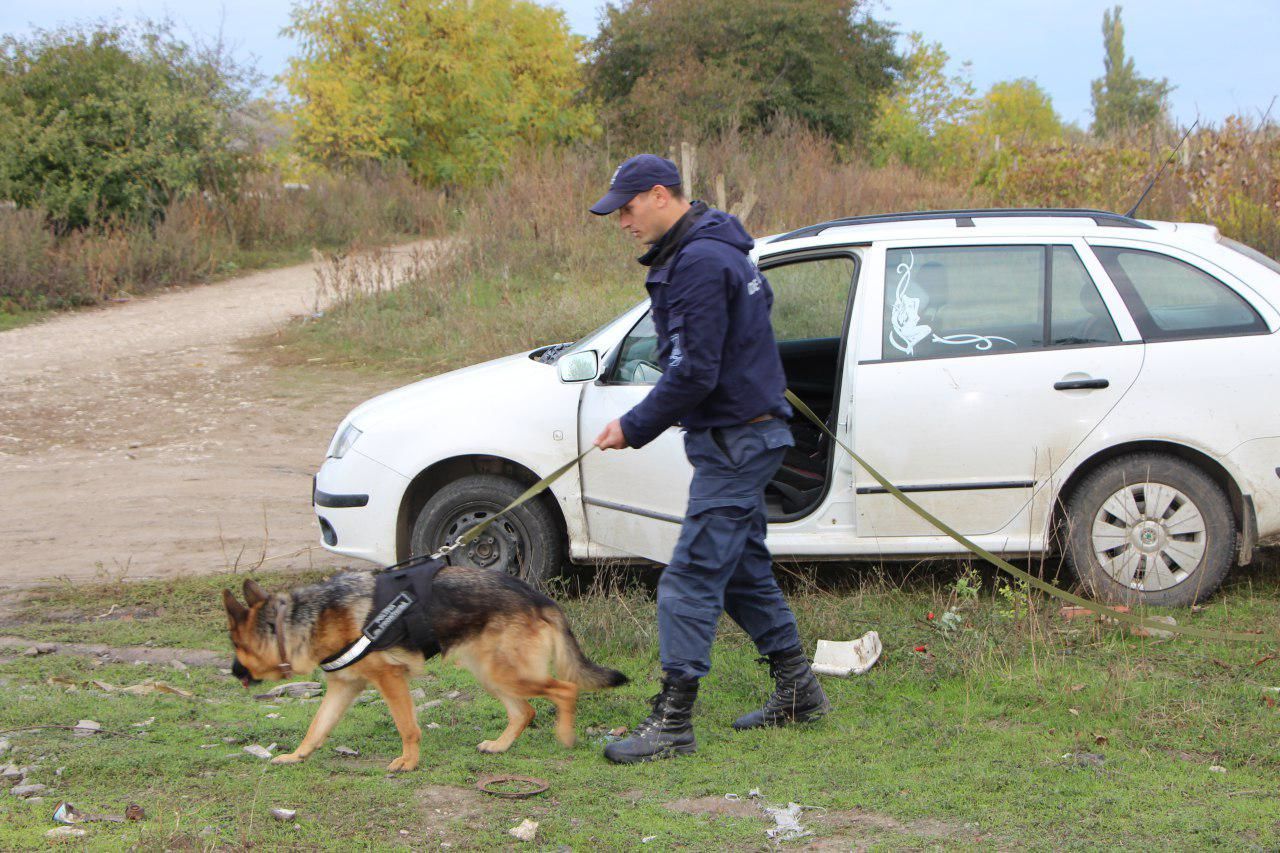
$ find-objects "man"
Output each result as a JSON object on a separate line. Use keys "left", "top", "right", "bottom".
{"left": 589, "top": 154, "right": 829, "bottom": 764}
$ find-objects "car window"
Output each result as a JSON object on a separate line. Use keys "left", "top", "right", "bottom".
{"left": 882, "top": 246, "right": 1044, "bottom": 360}
{"left": 1050, "top": 246, "right": 1121, "bottom": 346}
{"left": 609, "top": 312, "right": 662, "bottom": 384}
{"left": 765, "top": 256, "right": 857, "bottom": 342}
{"left": 1093, "top": 246, "right": 1267, "bottom": 341}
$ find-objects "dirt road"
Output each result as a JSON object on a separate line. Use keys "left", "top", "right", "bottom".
{"left": 0, "top": 245, "right": 433, "bottom": 588}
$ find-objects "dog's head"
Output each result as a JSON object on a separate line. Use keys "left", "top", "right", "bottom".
{"left": 222, "top": 579, "right": 285, "bottom": 688}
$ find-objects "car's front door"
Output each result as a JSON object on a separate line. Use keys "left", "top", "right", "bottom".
{"left": 577, "top": 252, "right": 860, "bottom": 562}
{"left": 852, "top": 239, "right": 1144, "bottom": 541}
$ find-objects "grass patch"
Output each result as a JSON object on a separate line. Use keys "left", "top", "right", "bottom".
{"left": 0, "top": 309, "right": 48, "bottom": 332}
{"left": 2, "top": 559, "right": 1277, "bottom": 849}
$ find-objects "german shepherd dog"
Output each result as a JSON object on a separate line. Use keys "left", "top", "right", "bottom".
{"left": 222, "top": 566, "right": 627, "bottom": 772}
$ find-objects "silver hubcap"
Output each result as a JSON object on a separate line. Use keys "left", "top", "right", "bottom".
{"left": 1091, "top": 481, "right": 1206, "bottom": 591}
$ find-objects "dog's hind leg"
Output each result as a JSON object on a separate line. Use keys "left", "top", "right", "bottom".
{"left": 272, "top": 676, "right": 366, "bottom": 765}
{"left": 539, "top": 678, "right": 580, "bottom": 749}
{"left": 369, "top": 666, "right": 422, "bottom": 772}
{"left": 477, "top": 693, "right": 536, "bottom": 754}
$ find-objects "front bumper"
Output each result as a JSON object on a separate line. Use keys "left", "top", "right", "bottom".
{"left": 312, "top": 449, "right": 410, "bottom": 566}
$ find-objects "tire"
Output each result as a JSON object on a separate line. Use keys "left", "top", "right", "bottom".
{"left": 1063, "top": 453, "right": 1235, "bottom": 607}
{"left": 410, "top": 474, "right": 564, "bottom": 587}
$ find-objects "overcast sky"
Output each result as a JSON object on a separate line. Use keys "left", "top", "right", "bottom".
{"left": 3, "top": 1, "right": 1276, "bottom": 128}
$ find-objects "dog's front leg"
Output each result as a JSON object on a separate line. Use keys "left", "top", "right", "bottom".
{"left": 371, "top": 669, "right": 421, "bottom": 772}
{"left": 272, "top": 676, "right": 366, "bottom": 765}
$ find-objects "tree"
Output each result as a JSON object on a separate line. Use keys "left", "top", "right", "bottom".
{"left": 1090, "top": 5, "right": 1170, "bottom": 137}
{"left": 585, "top": 0, "right": 899, "bottom": 147}
{"left": 0, "top": 22, "right": 252, "bottom": 230}
{"left": 284, "top": 0, "right": 594, "bottom": 185}
{"left": 972, "top": 78, "right": 1062, "bottom": 144}
{"left": 870, "top": 34, "right": 975, "bottom": 168}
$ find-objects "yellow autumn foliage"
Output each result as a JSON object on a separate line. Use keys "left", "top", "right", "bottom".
{"left": 283, "top": 0, "right": 595, "bottom": 184}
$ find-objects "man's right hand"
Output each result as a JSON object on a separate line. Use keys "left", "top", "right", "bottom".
{"left": 594, "top": 418, "right": 629, "bottom": 450}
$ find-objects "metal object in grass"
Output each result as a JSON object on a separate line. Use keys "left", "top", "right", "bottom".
{"left": 476, "top": 774, "right": 549, "bottom": 799}
{"left": 1092, "top": 481, "right": 1206, "bottom": 592}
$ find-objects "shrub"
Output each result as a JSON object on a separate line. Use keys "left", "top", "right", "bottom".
{"left": 0, "top": 21, "right": 253, "bottom": 231}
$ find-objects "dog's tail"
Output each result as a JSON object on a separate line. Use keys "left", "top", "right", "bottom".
{"left": 546, "top": 609, "right": 628, "bottom": 691}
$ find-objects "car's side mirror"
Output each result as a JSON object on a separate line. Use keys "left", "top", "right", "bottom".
{"left": 556, "top": 350, "right": 600, "bottom": 383}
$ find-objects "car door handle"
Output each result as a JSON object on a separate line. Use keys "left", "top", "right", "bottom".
{"left": 1054, "top": 378, "right": 1109, "bottom": 391}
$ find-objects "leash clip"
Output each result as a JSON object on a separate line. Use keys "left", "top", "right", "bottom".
{"left": 430, "top": 539, "right": 462, "bottom": 559}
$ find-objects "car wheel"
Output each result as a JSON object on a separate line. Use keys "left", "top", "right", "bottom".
{"left": 410, "top": 474, "right": 563, "bottom": 587}
{"left": 1063, "top": 454, "right": 1235, "bottom": 607}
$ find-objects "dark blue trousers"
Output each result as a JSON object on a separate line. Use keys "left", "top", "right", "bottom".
{"left": 657, "top": 418, "right": 802, "bottom": 679}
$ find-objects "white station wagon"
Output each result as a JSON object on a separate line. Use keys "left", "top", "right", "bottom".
{"left": 314, "top": 208, "right": 1280, "bottom": 607}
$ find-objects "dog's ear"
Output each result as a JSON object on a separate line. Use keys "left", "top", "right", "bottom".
{"left": 243, "top": 579, "right": 268, "bottom": 607}
{"left": 223, "top": 589, "right": 247, "bottom": 625}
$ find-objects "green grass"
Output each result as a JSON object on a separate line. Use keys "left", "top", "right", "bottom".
{"left": 2, "top": 560, "right": 1278, "bottom": 849}
{"left": 0, "top": 309, "right": 49, "bottom": 332}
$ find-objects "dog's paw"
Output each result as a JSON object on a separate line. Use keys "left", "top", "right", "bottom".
{"left": 556, "top": 732, "right": 577, "bottom": 749}
{"left": 386, "top": 756, "right": 419, "bottom": 772}
{"left": 270, "top": 752, "right": 305, "bottom": 765}
{"left": 476, "top": 740, "right": 509, "bottom": 754}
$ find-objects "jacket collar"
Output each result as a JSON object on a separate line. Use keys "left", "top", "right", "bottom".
{"left": 638, "top": 201, "right": 708, "bottom": 269}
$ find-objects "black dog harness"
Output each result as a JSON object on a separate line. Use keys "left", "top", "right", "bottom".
{"left": 320, "top": 558, "right": 445, "bottom": 672}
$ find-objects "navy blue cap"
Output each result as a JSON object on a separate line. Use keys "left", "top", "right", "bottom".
{"left": 589, "top": 154, "right": 681, "bottom": 215}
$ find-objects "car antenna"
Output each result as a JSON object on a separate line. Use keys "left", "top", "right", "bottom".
{"left": 1124, "top": 120, "right": 1198, "bottom": 219}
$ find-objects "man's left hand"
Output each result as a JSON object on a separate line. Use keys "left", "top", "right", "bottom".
{"left": 594, "top": 419, "right": 629, "bottom": 450}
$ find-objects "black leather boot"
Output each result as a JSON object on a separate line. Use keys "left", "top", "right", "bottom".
{"left": 603, "top": 674, "right": 698, "bottom": 764}
{"left": 732, "top": 645, "right": 830, "bottom": 730}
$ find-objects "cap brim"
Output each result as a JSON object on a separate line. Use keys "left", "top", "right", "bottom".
{"left": 589, "top": 188, "right": 635, "bottom": 216}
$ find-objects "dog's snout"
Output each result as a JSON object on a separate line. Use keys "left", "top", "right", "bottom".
{"left": 231, "top": 658, "right": 259, "bottom": 687}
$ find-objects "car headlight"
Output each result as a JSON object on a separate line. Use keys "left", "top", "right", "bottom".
{"left": 329, "top": 423, "right": 363, "bottom": 459}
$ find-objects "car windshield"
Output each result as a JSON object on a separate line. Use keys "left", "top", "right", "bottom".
{"left": 547, "top": 302, "right": 647, "bottom": 361}
{"left": 1221, "top": 237, "right": 1280, "bottom": 277}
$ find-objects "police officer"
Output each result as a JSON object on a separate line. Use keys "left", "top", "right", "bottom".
{"left": 589, "top": 154, "right": 829, "bottom": 764}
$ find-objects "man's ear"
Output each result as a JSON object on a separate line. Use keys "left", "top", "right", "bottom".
{"left": 223, "top": 589, "right": 247, "bottom": 625}
{"left": 243, "top": 579, "right": 268, "bottom": 607}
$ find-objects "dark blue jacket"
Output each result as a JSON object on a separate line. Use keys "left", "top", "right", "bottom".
{"left": 619, "top": 203, "right": 792, "bottom": 449}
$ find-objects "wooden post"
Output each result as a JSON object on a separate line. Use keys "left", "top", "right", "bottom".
{"left": 680, "top": 141, "right": 696, "bottom": 199}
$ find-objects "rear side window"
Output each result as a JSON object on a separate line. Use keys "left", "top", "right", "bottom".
{"left": 1093, "top": 247, "right": 1267, "bottom": 341}
{"left": 880, "top": 244, "right": 1120, "bottom": 361}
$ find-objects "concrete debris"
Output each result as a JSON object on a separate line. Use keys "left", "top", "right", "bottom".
{"left": 1132, "top": 615, "right": 1177, "bottom": 639}
{"left": 410, "top": 688, "right": 427, "bottom": 701}
{"left": 508, "top": 819, "right": 539, "bottom": 842}
{"left": 333, "top": 746, "right": 360, "bottom": 757}
{"left": 0, "top": 739, "right": 9, "bottom": 756}
{"left": 45, "top": 826, "right": 86, "bottom": 840}
{"left": 812, "top": 632, "right": 882, "bottom": 677}
{"left": 1064, "top": 752, "right": 1106, "bottom": 768}
{"left": 121, "top": 681, "right": 193, "bottom": 698}
{"left": 270, "top": 808, "right": 297, "bottom": 821}
{"left": 243, "top": 744, "right": 273, "bottom": 760}
{"left": 73, "top": 720, "right": 102, "bottom": 736}
{"left": 254, "top": 682, "right": 323, "bottom": 700}
{"left": 11, "top": 783, "right": 48, "bottom": 798}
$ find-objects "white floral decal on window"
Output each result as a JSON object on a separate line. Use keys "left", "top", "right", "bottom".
{"left": 888, "top": 250, "right": 1015, "bottom": 357}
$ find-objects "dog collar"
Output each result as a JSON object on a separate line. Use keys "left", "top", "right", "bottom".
{"left": 275, "top": 601, "right": 293, "bottom": 677}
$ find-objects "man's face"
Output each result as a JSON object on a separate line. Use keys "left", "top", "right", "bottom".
{"left": 617, "top": 187, "right": 666, "bottom": 245}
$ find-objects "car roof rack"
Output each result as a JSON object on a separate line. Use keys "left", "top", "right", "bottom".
{"left": 768, "top": 208, "right": 1154, "bottom": 243}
